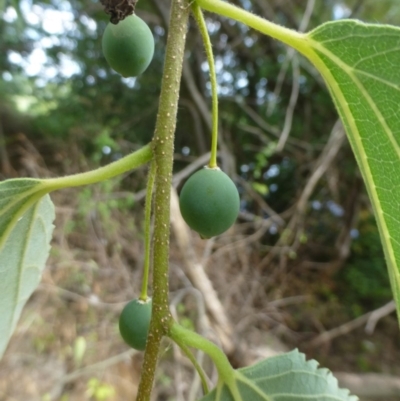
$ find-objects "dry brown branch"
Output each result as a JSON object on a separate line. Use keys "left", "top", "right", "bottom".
{"left": 258, "top": 119, "right": 346, "bottom": 269}
{"left": 266, "top": 0, "right": 316, "bottom": 117}
{"left": 276, "top": 55, "right": 300, "bottom": 152}
{"left": 365, "top": 300, "right": 396, "bottom": 334}
{"left": 182, "top": 57, "right": 211, "bottom": 130}
{"left": 294, "top": 120, "right": 346, "bottom": 217}
{"left": 308, "top": 300, "right": 396, "bottom": 347}
{"left": 37, "top": 283, "right": 125, "bottom": 311}
{"left": 308, "top": 312, "right": 371, "bottom": 347}
{"left": 179, "top": 99, "right": 208, "bottom": 153}
{"left": 233, "top": 101, "right": 315, "bottom": 151}
{"left": 235, "top": 174, "right": 284, "bottom": 225}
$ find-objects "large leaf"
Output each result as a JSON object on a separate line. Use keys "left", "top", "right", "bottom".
{"left": 197, "top": 0, "right": 400, "bottom": 323}
{"left": 199, "top": 350, "right": 357, "bottom": 401}
{"left": 0, "top": 179, "right": 55, "bottom": 358}
{"left": 304, "top": 20, "right": 400, "bottom": 317}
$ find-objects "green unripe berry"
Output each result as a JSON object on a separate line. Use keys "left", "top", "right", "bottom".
{"left": 179, "top": 167, "right": 240, "bottom": 238}
{"left": 119, "top": 298, "right": 152, "bottom": 351}
{"left": 102, "top": 15, "right": 154, "bottom": 78}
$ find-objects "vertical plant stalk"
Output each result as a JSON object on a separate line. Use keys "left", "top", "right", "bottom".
{"left": 139, "top": 160, "right": 157, "bottom": 301}
{"left": 191, "top": 2, "right": 219, "bottom": 168}
{"left": 136, "top": 0, "right": 190, "bottom": 400}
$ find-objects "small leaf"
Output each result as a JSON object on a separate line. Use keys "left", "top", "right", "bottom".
{"left": 0, "top": 179, "right": 55, "bottom": 359}
{"left": 198, "top": 350, "right": 358, "bottom": 401}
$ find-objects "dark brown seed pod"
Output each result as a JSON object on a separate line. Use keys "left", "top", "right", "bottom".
{"left": 100, "top": 0, "right": 137, "bottom": 24}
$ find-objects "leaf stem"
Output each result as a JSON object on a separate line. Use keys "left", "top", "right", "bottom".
{"left": 176, "top": 340, "right": 210, "bottom": 395}
{"left": 196, "top": 0, "right": 311, "bottom": 57}
{"left": 169, "top": 323, "right": 236, "bottom": 387}
{"left": 139, "top": 161, "right": 157, "bottom": 301}
{"left": 41, "top": 144, "right": 152, "bottom": 191}
{"left": 191, "top": 2, "right": 219, "bottom": 168}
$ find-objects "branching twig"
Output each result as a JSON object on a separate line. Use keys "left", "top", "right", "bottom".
{"left": 309, "top": 300, "right": 396, "bottom": 346}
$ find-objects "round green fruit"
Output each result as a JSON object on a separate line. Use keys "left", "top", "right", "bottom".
{"left": 119, "top": 298, "right": 152, "bottom": 351}
{"left": 102, "top": 15, "right": 154, "bottom": 78}
{"left": 179, "top": 167, "right": 240, "bottom": 238}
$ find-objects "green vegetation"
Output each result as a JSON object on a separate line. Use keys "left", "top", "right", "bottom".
{"left": 1, "top": 0, "right": 400, "bottom": 400}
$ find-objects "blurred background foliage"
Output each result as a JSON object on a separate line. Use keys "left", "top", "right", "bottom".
{"left": 1, "top": 0, "right": 400, "bottom": 399}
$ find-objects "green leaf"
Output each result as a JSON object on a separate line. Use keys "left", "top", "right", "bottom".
{"left": 198, "top": 350, "right": 357, "bottom": 401}
{"left": 196, "top": 0, "right": 400, "bottom": 324}
{"left": 0, "top": 179, "right": 55, "bottom": 359}
{"left": 304, "top": 21, "right": 400, "bottom": 319}
{"left": 0, "top": 179, "right": 46, "bottom": 243}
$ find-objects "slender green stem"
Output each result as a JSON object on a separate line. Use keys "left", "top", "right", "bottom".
{"left": 136, "top": 0, "right": 190, "bottom": 399}
{"left": 175, "top": 340, "right": 210, "bottom": 395}
{"left": 169, "top": 323, "right": 235, "bottom": 387}
{"left": 41, "top": 144, "right": 152, "bottom": 191}
{"left": 195, "top": 0, "right": 313, "bottom": 59}
{"left": 191, "top": 2, "right": 219, "bottom": 168}
{"left": 139, "top": 161, "right": 157, "bottom": 301}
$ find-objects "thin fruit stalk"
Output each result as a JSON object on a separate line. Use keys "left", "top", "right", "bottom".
{"left": 136, "top": 0, "right": 190, "bottom": 400}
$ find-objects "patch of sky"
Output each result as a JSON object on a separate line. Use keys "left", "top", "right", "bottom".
{"left": 223, "top": 50, "right": 237, "bottom": 68}
{"left": 6, "top": 0, "right": 82, "bottom": 81}
{"left": 214, "top": 57, "right": 224, "bottom": 73}
{"left": 206, "top": 19, "right": 221, "bottom": 34}
{"left": 269, "top": 183, "right": 278, "bottom": 192}
{"left": 235, "top": 71, "right": 248, "bottom": 90}
{"left": 102, "top": 146, "right": 112, "bottom": 155}
{"left": 154, "top": 25, "right": 165, "bottom": 37}
{"left": 326, "top": 200, "right": 344, "bottom": 217}
{"left": 121, "top": 77, "right": 136, "bottom": 88}
{"left": 39, "top": 35, "right": 61, "bottom": 48}
{"left": 97, "top": 69, "right": 107, "bottom": 79}
{"left": 221, "top": 71, "right": 233, "bottom": 84}
{"left": 239, "top": 0, "right": 253, "bottom": 11}
{"left": 219, "top": 33, "right": 228, "bottom": 46}
{"left": 350, "top": 228, "right": 359, "bottom": 239}
{"left": 269, "top": 224, "right": 278, "bottom": 235}
{"left": 3, "top": 7, "right": 18, "bottom": 23}
{"left": 182, "top": 146, "right": 190, "bottom": 156}
{"left": 332, "top": 3, "right": 351, "bottom": 20}
{"left": 86, "top": 75, "right": 95, "bottom": 85}
{"left": 277, "top": 54, "right": 286, "bottom": 63}
{"left": 80, "top": 15, "right": 97, "bottom": 33}
{"left": 298, "top": 75, "right": 307, "bottom": 85}
{"left": 256, "top": 77, "right": 268, "bottom": 104}
{"left": 218, "top": 85, "right": 232, "bottom": 96}
{"left": 267, "top": 92, "right": 278, "bottom": 104}
{"left": 263, "top": 164, "right": 280, "bottom": 179}
{"left": 58, "top": 53, "right": 81, "bottom": 76}
{"left": 311, "top": 200, "right": 322, "bottom": 211}
{"left": 240, "top": 164, "right": 250, "bottom": 173}
{"left": 2, "top": 72, "right": 12, "bottom": 81}
{"left": 244, "top": 36, "right": 254, "bottom": 48}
